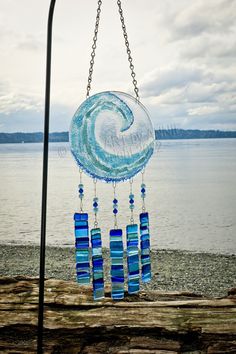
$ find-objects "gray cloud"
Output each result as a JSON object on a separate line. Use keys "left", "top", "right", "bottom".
{"left": 140, "top": 62, "right": 236, "bottom": 130}
{"left": 0, "top": 77, "right": 76, "bottom": 132}
{"left": 0, "top": 24, "right": 14, "bottom": 40}
{"left": 0, "top": 101, "right": 73, "bottom": 133}
{"left": 0, "top": 0, "right": 236, "bottom": 132}
{"left": 17, "top": 36, "right": 44, "bottom": 51}
{"left": 141, "top": 66, "right": 205, "bottom": 97}
{"left": 0, "top": 91, "right": 43, "bottom": 116}
{"left": 181, "top": 35, "right": 236, "bottom": 60}
{"left": 0, "top": 79, "right": 43, "bottom": 131}
{"left": 141, "top": 0, "right": 236, "bottom": 130}
{"left": 163, "top": 0, "right": 236, "bottom": 40}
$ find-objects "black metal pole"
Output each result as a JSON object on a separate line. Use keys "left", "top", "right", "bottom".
{"left": 37, "top": 1, "right": 56, "bottom": 353}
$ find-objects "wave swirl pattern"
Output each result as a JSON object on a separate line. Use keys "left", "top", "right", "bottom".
{"left": 70, "top": 91, "right": 154, "bottom": 182}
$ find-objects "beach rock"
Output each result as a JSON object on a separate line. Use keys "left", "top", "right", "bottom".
{"left": 228, "top": 287, "right": 236, "bottom": 297}
{"left": 0, "top": 277, "right": 236, "bottom": 353}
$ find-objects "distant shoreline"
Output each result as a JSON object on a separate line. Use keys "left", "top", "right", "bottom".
{"left": 0, "top": 129, "right": 236, "bottom": 144}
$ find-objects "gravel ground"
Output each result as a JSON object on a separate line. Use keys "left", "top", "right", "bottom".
{"left": 1, "top": 245, "right": 235, "bottom": 297}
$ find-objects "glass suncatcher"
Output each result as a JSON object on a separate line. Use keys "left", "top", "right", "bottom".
{"left": 70, "top": 0, "right": 155, "bottom": 300}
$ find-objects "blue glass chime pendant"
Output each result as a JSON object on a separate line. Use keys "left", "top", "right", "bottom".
{"left": 110, "top": 229, "right": 124, "bottom": 299}
{"left": 91, "top": 227, "right": 104, "bottom": 300}
{"left": 70, "top": 91, "right": 155, "bottom": 300}
{"left": 126, "top": 224, "right": 140, "bottom": 294}
{"left": 74, "top": 213, "right": 90, "bottom": 284}
{"left": 140, "top": 212, "right": 151, "bottom": 282}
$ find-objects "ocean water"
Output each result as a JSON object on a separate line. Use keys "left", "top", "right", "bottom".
{"left": 0, "top": 139, "right": 235, "bottom": 254}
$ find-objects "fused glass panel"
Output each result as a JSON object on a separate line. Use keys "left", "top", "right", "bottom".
{"left": 140, "top": 212, "right": 151, "bottom": 283}
{"left": 126, "top": 224, "right": 140, "bottom": 294}
{"left": 70, "top": 91, "right": 155, "bottom": 182}
{"left": 74, "top": 213, "right": 90, "bottom": 284}
{"left": 110, "top": 229, "right": 124, "bottom": 299}
{"left": 91, "top": 228, "right": 104, "bottom": 300}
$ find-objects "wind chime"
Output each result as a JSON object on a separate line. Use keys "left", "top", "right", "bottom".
{"left": 70, "top": 0, "right": 155, "bottom": 300}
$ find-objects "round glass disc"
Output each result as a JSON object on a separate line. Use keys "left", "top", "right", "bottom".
{"left": 70, "top": 91, "right": 154, "bottom": 182}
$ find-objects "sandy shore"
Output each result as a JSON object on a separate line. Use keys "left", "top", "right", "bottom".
{"left": 1, "top": 245, "right": 235, "bottom": 297}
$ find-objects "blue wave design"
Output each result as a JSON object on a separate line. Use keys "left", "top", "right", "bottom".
{"left": 70, "top": 91, "right": 154, "bottom": 182}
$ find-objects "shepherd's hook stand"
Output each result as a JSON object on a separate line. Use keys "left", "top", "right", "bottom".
{"left": 37, "top": 1, "right": 56, "bottom": 353}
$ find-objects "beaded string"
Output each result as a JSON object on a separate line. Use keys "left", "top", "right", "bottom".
{"left": 141, "top": 169, "right": 146, "bottom": 212}
{"left": 93, "top": 178, "right": 99, "bottom": 228}
{"left": 78, "top": 169, "right": 84, "bottom": 212}
{"left": 113, "top": 182, "right": 118, "bottom": 229}
{"left": 129, "top": 178, "right": 135, "bottom": 224}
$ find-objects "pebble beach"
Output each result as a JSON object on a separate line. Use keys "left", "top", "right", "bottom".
{"left": 1, "top": 245, "right": 235, "bottom": 298}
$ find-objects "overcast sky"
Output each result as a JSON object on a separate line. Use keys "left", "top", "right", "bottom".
{"left": 0, "top": 0, "right": 236, "bottom": 132}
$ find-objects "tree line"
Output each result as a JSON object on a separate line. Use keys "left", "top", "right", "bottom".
{"left": 0, "top": 129, "right": 236, "bottom": 143}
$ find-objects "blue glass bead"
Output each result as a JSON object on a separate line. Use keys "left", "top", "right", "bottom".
{"left": 129, "top": 193, "right": 134, "bottom": 199}
{"left": 129, "top": 204, "right": 135, "bottom": 210}
{"left": 141, "top": 187, "right": 146, "bottom": 193}
{"left": 93, "top": 202, "right": 98, "bottom": 208}
{"left": 129, "top": 199, "right": 134, "bottom": 204}
{"left": 113, "top": 208, "right": 118, "bottom": 214}
{"left": 79, "top": 188, "right": 84, "bottom": 194}
{"left": 110, "top": 229, "right": 122, "bottom": 236}
{"left": 74, "top": 212, "right": 88, "bottom": 221}
{"left": 113, "top": 198, "right": 118, "bottom": 204}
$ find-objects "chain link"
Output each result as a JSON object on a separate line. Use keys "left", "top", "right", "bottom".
{"left": 117, "top": 0, "right": 140, "bottom": 101}
{"left": 86, "top": 0, "right": 140, "bottom": 101}
{"left": 86, "top": 0, "right": 102, "bottom": 98}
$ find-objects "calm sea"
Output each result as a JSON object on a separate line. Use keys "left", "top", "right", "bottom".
{"left": 0, "top": 139, "right": 235, "bottom": 254}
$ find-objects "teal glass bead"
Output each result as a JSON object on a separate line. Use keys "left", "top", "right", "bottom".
{"left": 129, "top": 193, "right": 134, "bottom": 199}
{"left": 141, "top": 193, "right": 146, "bottom": 198}
{"left": 93, "top": 207, "right": 99, "bottom": 213}
{"left": 78, "top": 183, "right": 84, "bottom": 189}
{"left": 141, "top": 183, "right": 146, "bottom": 188}
{"left": 129, "top": 204, "right": 135, "bottom": 210}
{"left": 93, "top": 197, "right": 98, "bottom": 202}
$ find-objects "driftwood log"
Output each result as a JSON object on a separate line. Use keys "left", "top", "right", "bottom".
{"left": 0, "top": 276, "right": 236, "bottom": 353}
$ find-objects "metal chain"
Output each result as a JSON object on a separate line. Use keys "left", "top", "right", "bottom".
{"left": 113, "top": 182, "right": 118, "bottom": 229}
{"left": 117, "top": 0, "right": 140, "bottom": 101}
{"left": 141, "top": 169, "right": 146, "bottom": 212}
{"left": 86, "top": 0, "right": 102, "bottom": 98}
{"left": 129, "top": 178, "right": 134, "bottom": 224}
{"left": 93, "top": 178, "right": 98, "bottom": 228}
{"left": 79, "top": 169, "right": 83, "bottom": 212}
{"left": 86, "top": 0, "right": 140, "bottom": 101}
